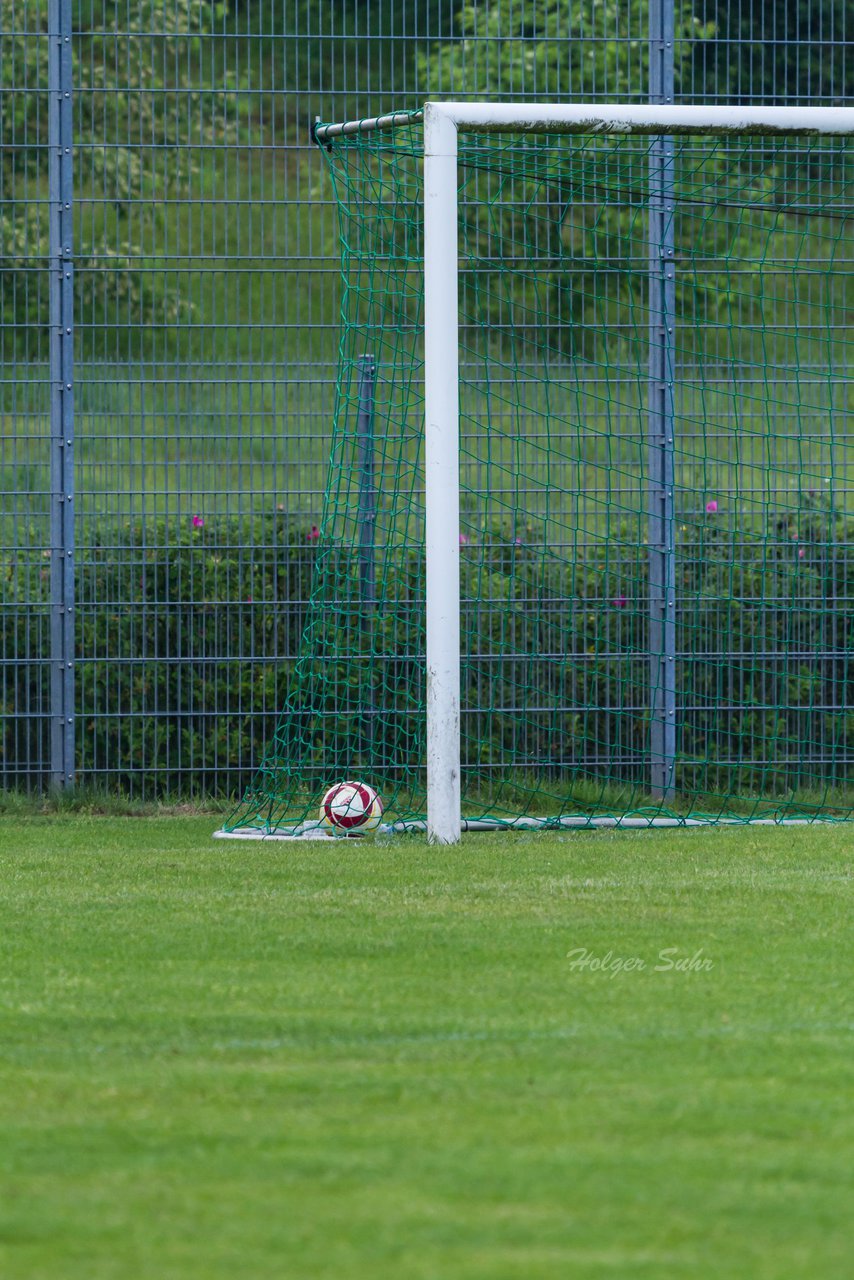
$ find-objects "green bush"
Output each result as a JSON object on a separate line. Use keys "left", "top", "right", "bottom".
{"left": 1, "top": 513, "right": 320, "bottom": 794}
{"left": 1, "top": 502, "right": 851, "bottom": 799}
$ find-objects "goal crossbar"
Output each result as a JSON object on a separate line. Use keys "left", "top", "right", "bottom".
{"left": 314, "top": 102, "right": 854, "bottom": 143}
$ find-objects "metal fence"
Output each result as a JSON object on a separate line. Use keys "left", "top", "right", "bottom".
{"left": 1, "top": 0, "right": 851, "bottom": 795}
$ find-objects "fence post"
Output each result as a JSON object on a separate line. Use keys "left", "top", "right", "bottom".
{"left": 647, "top": 0, "right": 677, "bottom": 800}
{"left": 48, "top": 0, "right": 75, "bottom": 789}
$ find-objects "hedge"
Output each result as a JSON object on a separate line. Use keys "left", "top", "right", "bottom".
{"left": 1, "top": 500, "right": 851, "bottom": 798}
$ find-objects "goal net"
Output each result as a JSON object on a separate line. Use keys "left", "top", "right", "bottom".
{"left": 220, "top": 104, "right": 854, "bottom": 840}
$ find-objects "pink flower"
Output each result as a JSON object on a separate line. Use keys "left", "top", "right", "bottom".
{"left": 798, "top": 548, "right": 805, "bottom": 559}
{"left": 514, "top": 536, "right": 523, "bottom": 546}
{"left": 459, "top": 533, "right": 469, "bottom": 545}
{"left": 192, "top": 514, "right": 204, "bottom": 528}
{"left": 612, "top": 595, "right": 628, "bottom": 609}
{"left": 246, "top": 595, "right": 254, "bottom": 603}
{"left": 307, "top": 525, "right": 320, "bottom": 542}
{"left": 705, "top": 500, "right": 718, "bottom": 515}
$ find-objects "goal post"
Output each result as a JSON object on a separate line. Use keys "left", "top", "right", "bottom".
{"left": 218, "top": 103, "right": 854, "bottom": 842}
{"left": 424, "top": 103, "right": 462, "bottom": 844}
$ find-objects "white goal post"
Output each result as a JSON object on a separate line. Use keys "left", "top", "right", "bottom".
{"left": 314, "top": 102, "right": 854, "bottom": 845}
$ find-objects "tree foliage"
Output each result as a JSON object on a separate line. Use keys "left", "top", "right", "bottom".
{"left": 228, "top": 0, "right": 464, "bottom": 133}
{"left": 417, "top": 0, "right": 709, "bottom": 100}
{"left": 0, "top": 0, "right": 236, "bottom": 357}
{"left": 695, "top": 0, "right": 850, "bottom": 105}
{"left": 415, "top": 0, "right": 817, "bottom": 357}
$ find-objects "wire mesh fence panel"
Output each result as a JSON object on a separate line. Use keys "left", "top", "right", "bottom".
{"left": 0, "top": 1, "right": 851, "bottom": 798}
{"left": 1, "top": 3, "right": 55, "bottom": 788}
{"left": 675, "top": 1, "right": 853, "bottom": 802}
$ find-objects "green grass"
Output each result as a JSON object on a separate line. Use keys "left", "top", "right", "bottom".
{"left": 1, "top": 818, "right": 852, "bottom": 1278}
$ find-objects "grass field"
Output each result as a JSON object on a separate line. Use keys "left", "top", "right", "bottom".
{"left": 0, "top": 817, "right": 852, "bottom": 1278}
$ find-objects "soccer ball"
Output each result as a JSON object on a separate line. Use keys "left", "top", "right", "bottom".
{"left": 319, "top": 780, "right": 383, "bottom": 835}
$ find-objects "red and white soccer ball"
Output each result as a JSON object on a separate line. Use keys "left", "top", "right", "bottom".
{"left": 319, "top": 780, "right": 383, "bottom": 835}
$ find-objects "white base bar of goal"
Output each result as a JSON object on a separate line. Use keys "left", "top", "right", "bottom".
{"left": 213, "top": 814, "right": 824, "bottom": 840}
{"left": 213, "top": 820, "right": 337, "bottom": 842}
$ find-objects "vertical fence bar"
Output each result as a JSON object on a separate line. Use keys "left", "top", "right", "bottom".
{"left": 647, "top": 0, "right": 677, "bottom": 800}
{"left": 356, "top": 355, "right": 377, "bottom": 615}
{"left": 48, "top": 0, "right": 75, "bottom": 788}
{"left": 356, "top": 354, "right": 377, "bottom": 757}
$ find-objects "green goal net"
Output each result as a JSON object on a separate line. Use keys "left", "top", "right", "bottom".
{"left": 222, "top": 110, "right": 853, "bottom": 837}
